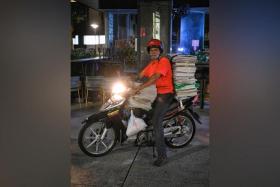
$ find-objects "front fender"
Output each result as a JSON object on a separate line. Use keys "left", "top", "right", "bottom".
{"left": 82, "top": 109, "right": 126, "bottom": 142}
{"left": 82, "top": 109, "right": 124, "bottom": 130}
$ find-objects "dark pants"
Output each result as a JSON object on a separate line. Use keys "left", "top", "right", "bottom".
{"left": 152, "top": 93, "right": 174, "bottom": 158}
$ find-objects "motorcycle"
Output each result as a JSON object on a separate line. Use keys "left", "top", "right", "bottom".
{"left": 78, "top": 80, "right": 201, "bottom": 157}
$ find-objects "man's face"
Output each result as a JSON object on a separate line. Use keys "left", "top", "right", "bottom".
{"left": 149, "top": 47, "right": 160, "bottom": 60}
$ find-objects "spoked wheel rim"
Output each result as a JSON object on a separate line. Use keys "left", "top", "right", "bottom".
{"left": 82, "top": 122, "right": 115, "bottom": 155}
{"left": 165, "top": 115, "right": 194, "bottom": 147}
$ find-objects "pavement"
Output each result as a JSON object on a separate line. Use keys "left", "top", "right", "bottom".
{"left": 70, "top": 101, "right": 209, "bottom": 187}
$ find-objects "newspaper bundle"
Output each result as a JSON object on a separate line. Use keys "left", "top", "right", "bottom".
{"left": 171, "top": 54, "right": 198, "bottom": 100}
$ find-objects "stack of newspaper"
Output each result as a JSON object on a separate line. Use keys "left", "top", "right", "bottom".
{"left": 128, "top": 83, "right": 157, "bottom": 111}
{"left": 171, "top": 54, "right": 198, "bottom": 99}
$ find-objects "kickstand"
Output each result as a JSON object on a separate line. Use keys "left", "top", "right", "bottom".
{"left": 152, "top": 144, "right": 156, "bottom": 158}
{"left": 120, "top": 130, "right": 123, "bottom": 146}
{"left": 151, "top": 131, "right": 156, "bottom": 158}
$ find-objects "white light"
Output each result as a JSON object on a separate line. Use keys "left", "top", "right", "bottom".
{"left": 112, "top": 82, "right": 126, "bottom": 94}
{"left": 72, "top": 35, "right": 79, "bottom": 45}
{"left": 192, "top": 40, "right": 199, "bottom": 47}
{"left": 84, "top": 35, "right": 98, "bottom": 45}
{"left": 177, "top": 47, "right": 184, "bottom": 52}
{"left": 192, "top": 40, "right": 199, "bottom": 51}
{"left": 99, "top": 35, "right": 105, "bottom": 44}
{"left": 83, "top": 35, "right": 106, "bottom": 45}
{"left": 91, "top": 23, "right": 99, "bottom": 29}
{"left": 135, "top": 38, "right": 137, "bottom": 51}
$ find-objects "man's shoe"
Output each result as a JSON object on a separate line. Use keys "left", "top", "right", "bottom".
{"left": 153, "top": 157, "right": 168, "bottom": 167}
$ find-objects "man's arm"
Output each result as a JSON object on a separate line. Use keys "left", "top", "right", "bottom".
{"left": 139, "top": 70, "right": 146, "bottom": 79}
{"left": 130, "top": 68, "right": 146, "bottom": 81}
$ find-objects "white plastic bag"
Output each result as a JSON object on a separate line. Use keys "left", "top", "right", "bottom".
{"left": 126, "top": 110, "right": 147, "bottom": 137}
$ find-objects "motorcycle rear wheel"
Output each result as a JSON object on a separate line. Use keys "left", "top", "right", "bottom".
{"left": 78, "top": 121, "right": 117, "bottom": 157}
{"left": 165, "top": 114, "right": 196, "bottom": 148}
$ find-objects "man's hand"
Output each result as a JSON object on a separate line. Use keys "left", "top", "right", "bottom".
{"left": 131, "top": 74, "right": 139, "bottom": 81}
{"left": 128, "top": 86, "right": 141, "bottom": 96}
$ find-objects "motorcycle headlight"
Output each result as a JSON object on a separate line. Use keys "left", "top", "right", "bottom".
{"left": 112, "top": 82, "right": 126, "bottom": 94}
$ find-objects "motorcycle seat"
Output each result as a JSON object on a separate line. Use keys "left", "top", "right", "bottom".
{"left": 168, "top": 99, "right": 180, "bottom": 110}
{"left": 167, "top": 96, "right": 194, "bottom": 111}
{"left": 180, "top": 96, "right": 195, "bottom": 107}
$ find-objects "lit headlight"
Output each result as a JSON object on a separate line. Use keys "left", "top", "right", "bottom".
{"left": 112, "top": 82, "right": 126, "bottom": 94}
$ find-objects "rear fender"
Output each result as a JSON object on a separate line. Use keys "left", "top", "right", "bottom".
{"left": 187, "top": 108, "right": 202, "bottom": 124}
{"left": 177, "top": 108, "right": 201, "bottom": 124}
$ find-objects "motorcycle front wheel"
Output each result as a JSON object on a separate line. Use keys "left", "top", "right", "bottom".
{"left": 78, "top": 120, "right": 117, "bottom": 157}
{"left": 165, "top": 114, "right": 196, "bottom": 148}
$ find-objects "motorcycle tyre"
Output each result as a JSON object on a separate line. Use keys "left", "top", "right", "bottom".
{"left": 165, "top": 114, "right": 196, "bottom": 148}
{"left": 78, "top": 121, "right": 117, "bottom": 157}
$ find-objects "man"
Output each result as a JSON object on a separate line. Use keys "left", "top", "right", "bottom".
{"left": 130, "top": 39, "right": 174, "bottom": 167}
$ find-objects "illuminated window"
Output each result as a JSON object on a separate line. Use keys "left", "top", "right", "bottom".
{"left": 153, "top": 11, "right": 160, "bottom": 39}
{"left": 99, "top": 35, "right": 105, "bottom": 44}
{"left": 83, "top": 35, "right": 106, "bottom": 45}
{"left": 72, "top": 35, "right": 79, "bottom": 45}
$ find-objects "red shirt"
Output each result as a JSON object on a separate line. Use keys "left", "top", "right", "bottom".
{"left": 141, "top": 57, "right": 174, "bottom": 94}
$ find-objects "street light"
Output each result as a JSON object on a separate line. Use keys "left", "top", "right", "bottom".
{"left": 90, "top": 23, "right": 99, "bottom": 56}
{"left": 90, "top": 23, "right": 99, "bottom": 30}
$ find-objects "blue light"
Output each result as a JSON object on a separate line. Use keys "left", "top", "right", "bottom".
{"left": 177, "top": 47, "right": 184, "bottom": 52}
{"left": 180, "top": 12, "right": 205, "bottom": 54}
{"left": 108, "top": 12, "right": 113, "bottom": 45}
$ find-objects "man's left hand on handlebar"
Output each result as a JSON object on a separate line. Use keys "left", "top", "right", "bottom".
{"left": 128, "top": 87, "right": 141, "bottom": 96}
